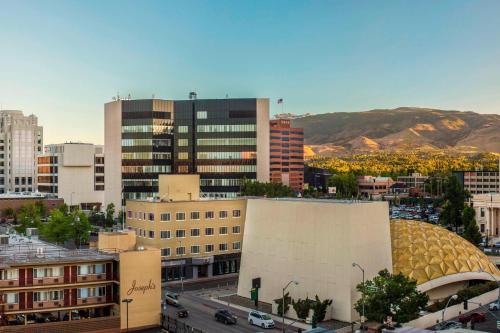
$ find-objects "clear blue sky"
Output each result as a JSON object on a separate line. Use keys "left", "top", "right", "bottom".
{"left": 1, "top": 0, "right": 500, "bottom": 144}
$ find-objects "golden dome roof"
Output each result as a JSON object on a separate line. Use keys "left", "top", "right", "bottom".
{"left": 390, "top": 219, "right": 499, "bottom": 285}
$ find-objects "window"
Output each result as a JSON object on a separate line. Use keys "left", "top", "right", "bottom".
{"left": 148, "top": 213, "right": 155, "bottom": 221}
{"left": 148, "top": 230, "right": 155, "bottom": 239}
{"left": 191, "top": 245, "right": 200, "bottom": 254}
{"left": 233, "top": 242, "right": 241, "bottom": 250}
{"left": 161, "top": 248, "right": 171, "bottom": 257}
{"left": 205, "top": 244, "right": 214, "bottom": 253}
{"left": 176, "top": 212, "right": 186, "bottom": 221}
{"left": 34, "top": 268, "right": 46, "bottom": 278}
{"left": 481, "top": 208, "right": 485, "bottom": 218}
{"left": 176, "top": 230, "right": 186, "bottom": 238}
{"left": 219, "top": 211, "right": 228, "bottom": 219}
{"left": 232, "top": 209, "right": 241, "bottom": 217}
{"left": 191, "top": 228, "right": 200, "bottom": 237}
{"left": 205, "top": 211, "right": 214, "bottom": 219}
{"left": 178, "top": 165, "right": 189, "bottom": 173}
{"left": 161, "top": 230, "right": 171, "bottom": 239}
{"left": 94, "top": 264, "right": 105, "bottom": 274}
{"left": 178, "top": 152, "right": 188, "bottom": 160}
{"left": 191, "top": 212, "right": 200, "bottom": 220}
{"left": 178, "top": 139, "right": 188, "bottom": 147}
{"left": 178, "top": 126, "right": 189, "bottom": 133}
{"left": 1, "top": 269, "right": 20, "bottom": 280}
{"left": 78, "top": 265, "right": 89, "bottom": 276}
{"left": 219, "top": 227, "right": 228, "bottom": 235}
{"left": 205, "top": 227, "right": 214, "bottom": 236}
{"left": 197, "top": 111, "right": 207, "bottom": 119}
{"left": 3, "top": 293, "right": 18, "bottom": 304}
{"left": 232, "top": 226, "right": 241, "bottom": 234}
{"left": 176, "top": 247, "right": 186, "bottom": 255}
{"left": 161, "top": 213, "right": 171, "bottom": 222}
{"left": 219, "top": 243, "right": 228, "bottom": 251}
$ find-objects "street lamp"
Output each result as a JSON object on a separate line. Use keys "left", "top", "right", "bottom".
{"left": 122, "top": 298, "right": 133, "bottom": 332}
{"left": 282, "top": 280, "right": 299, "bottom": 333}
{"left": 442, "top": 294, "right": 458, "bottom": 323}
{"left": 352, "top": 263, "right": 365, "bottom": 331}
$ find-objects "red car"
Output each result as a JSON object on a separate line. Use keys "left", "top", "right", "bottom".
{"left": 459, "top": 312, "right": 486, "bottom": 323}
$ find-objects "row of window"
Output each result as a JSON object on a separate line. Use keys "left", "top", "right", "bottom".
{"left": 122, "top": 152, "right": 171, "bottom": 160}
{"left": 3, "top": 286, "right": 108, "bottom": 305}
{"left": 196, "top": 138, "right": 256, "bottom": 146}
{"left": 196, "top": 151, "right": 256, "bottom": 160}
{"left": 122, "top": 165, "right": 171, "bottom": 173}
{"left": 161, "top": 242, "right": 241, "bottom": 257}
{"left": 0, "top": 264, "right": 105, "bottom": 281}
{"left": 122, "top": 125, "right": 173, "bottom": 134}
{"left": 138, "top": 225, "right": 241, "bottom": 239}
{"left": 197, "top": 165, "right": 256, "bottom": 173}
{"left": 129, "top": 209, "right": 241, "bottom": 221}
{"left": 196, "top": 124, "right": 256, "bottom": 133}
{"left": 200, "top": 178, "right": 244, "bottom": 187}
{"left": 121, "top": 139, "right": 172, "bottom": 147}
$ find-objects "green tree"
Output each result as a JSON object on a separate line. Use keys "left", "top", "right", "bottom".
{"left": 462, "top": 205, "right": 482, "bottom": 246}
{"left": 328, "top": 173, "right": 357, "bottom": 198}
{"left": 88, "top": 207, "right": 105, "bottom": 226}
{"left": 15, "top": 204, "right": 42, "bottom": 234}
{"left": 292, "top": 297, "right": 313, "bottom": 321}
{"left": 355, "top": 269, "right": 428, "bottom": 324}
{"left": 105, "top": 203, "right": 115, "bottom": 228}
{"left": 70, "top": 210, "right": 92, "bottom": 248}
{"left": 241, "top": 179, "right": 294, "bottom": 198}
{"left": 311, "top": 295, "right": 333, "bottom": 324}
{"left": 274, "top": 292, "right": 292, "bottom": 317}
{"left": 3, "top": 207, "right": 15, "bottom": 221}
{"left": 439, "top": 175, "right": 465, "bottom": 231}
{"left": 41, "top": 209, "right": 71, "bottom": 244}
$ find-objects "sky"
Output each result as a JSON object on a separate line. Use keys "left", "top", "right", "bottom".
{"left": 1, "top": 0, "right": 500, "bottom": 144}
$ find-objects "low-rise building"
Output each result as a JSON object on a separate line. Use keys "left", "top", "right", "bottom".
{"left": 454, "top": 171, "right": 499, "bottom": 195}
{"left": 304, "top": 166, "right": 332, "bottom": 192}
{"left": 126, "top": 174, "right": 245, "bottom": 283}
{"left": 357, "top": 175, "right": 395, "bottom": 197}
{"left": 0, "top": 192, "right": 63, "bottom": 220}
{"left": 37, "top": 143, "right": 104, "bottom": 210}
{"left": 397, "top": 173, "right": 428, "bottom": 192}
{"left": 472, "top": 193, "right": 500, "bottom": 238}
{"left": 0, "top": 230, "right": 160, "bottom": 332}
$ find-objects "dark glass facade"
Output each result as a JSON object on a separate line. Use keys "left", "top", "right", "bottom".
{"left": 121, "top": 100, "right": 174, "bottom": 200}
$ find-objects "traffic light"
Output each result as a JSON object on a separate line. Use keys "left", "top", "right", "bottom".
{"left": 463, "top": 300, "right": 468, "bottom": 310}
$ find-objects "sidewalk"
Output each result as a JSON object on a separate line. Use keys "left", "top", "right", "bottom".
{"left": 210, "top": 294, "right": 312, "bottom": 331}
{"left": 163, "top": 273, "right": 238, "bottom": 288}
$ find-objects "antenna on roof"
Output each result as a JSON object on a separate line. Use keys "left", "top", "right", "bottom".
{"left": 127, "top": 93, "right": 131, "bottom": 100}
{"left": 189, "top": 91, "right": 197, "bottom": 100}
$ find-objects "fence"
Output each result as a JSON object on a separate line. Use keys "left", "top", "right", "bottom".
{"left": 161, "top": 315, "right": 204, "bottom": 333}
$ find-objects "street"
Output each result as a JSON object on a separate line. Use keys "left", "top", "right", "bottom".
{"left": 432, "top": 303, "right": 500, "bottom": 333}
{"left": 164, "top": 291, "right": 283, "bottom": 333}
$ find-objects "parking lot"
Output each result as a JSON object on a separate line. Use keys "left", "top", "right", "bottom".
{"left": 390, "top": 203, "right": 439, "bottom": 223}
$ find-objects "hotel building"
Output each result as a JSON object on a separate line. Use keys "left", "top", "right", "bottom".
{"left": 0, "top": 231, "right": 160, "bottom": 332}
{"left": 269, "top": 119, "right": 304, "bottom": 191}
{"left": 125, "top": 174, "right": 246, "bottom": 282}
{"left": 104, "top": 98, "right": 270, "bottom": 209}
{"left": 37, "top": 143, "right": 105, "bottom": 210}
{"left": 0, "top": 111, "right": 43, "bottom": 194}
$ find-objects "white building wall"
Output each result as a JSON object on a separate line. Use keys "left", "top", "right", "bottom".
{"left": 237, "top": 198, "right": 392, "bottom": 323}
{"left": 104, "top": 101, "right": 122, "bottom": 209}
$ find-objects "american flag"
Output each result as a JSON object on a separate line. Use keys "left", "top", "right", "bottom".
{"left": 277, "top": 98, "right": 283, "bottom": 104}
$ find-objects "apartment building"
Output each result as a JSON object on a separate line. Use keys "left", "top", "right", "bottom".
{"left": 105, "top": 97, "right": 270, "bottom": 208}
{"left": 396, "top": 173, "right": 428, "bottom": 191}
{"left": 0, "top": 231, "right": 161, "bottom": 332}
{"left": 357, "top": 175, "right": 395, "bottom": 197}
{"left": 37, "top": 143, "right": 104, "bottom": 210}
{"left": 454, "top": 171, "right": 499, "bottom": 195}
{"left": 269, "top": 119, "right": 304, "bottom": 191}
{"left": 126, "top": 174, "right": 246, "bottom": 282}
{"left": 0, "top": 110, "right": 43, "bottom": 193}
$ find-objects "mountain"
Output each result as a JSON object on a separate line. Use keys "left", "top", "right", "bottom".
{"left": 291, "top": 107, "right": 500, "bottom": 156}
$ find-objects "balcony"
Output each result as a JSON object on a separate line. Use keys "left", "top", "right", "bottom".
{"left": 76, "top": 296, "right": 107, "bottom": 306}
{"left": 0, "top": 280, "right": 19, "bottom": 288}
{"left": 76, "top": 274, "right": 106, "bottom": 283}
{"left": 32, "top": 300, "right": 64, "bottom": 310}
{"left": 32, "top": 277, "right": 63, "bottom": 286}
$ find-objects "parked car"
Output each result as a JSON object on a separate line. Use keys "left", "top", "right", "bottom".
{"left": 494, "top": 242, "right": 500, "bottom": 248}
{"left": 177, "top": 306, "right": 189, "bottom": 318}
{"left": 490, "top": 301, "right": 500, "bottom": 311}
{"left": 459, "top": 312, "right": 486, "bottom": 323}
{"left": 434, "top": 321, "right": 462, "bottom": 330}
{"left": 248, "top": 310, "right": 275, "bottom": 329}
{"left": 165, "top": 292, "right": 180, "bottom": 307}
{"left": 63, "top": 311, "right": 81, "bottom": 321}
{"left": 215, "top": 309, "right": 237, "bottom": 325}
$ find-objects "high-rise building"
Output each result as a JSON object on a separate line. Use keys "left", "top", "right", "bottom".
{"left": 454, "top": 170, "right": 499, "bottom": 195}
{"left": 0, "top": 110, "right": 43, "bottom": 193}
{"left": 37, "top": 143, "right": 105, "bottom": 210}
{"left": 269, "top": 119, "right": 304, "bottom": 191}
{"left": 105, "top": 98, "right": 269, "bottom": 208}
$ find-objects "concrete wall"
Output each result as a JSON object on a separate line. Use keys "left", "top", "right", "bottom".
{"left": 158, "top": 174, "right": 200, "bottom": 201}
{"left": 237, "top": 198, "right": 392, "bottom": 323}
{"left": 119, "top": 248, "right": 161, "bottom": 330}
{"left": 98, "top": 230, "right": 137, "bottom": 252}
{"left": 256, "top": 98, "right": 270, "bottom": 182}
{"left": 104, "top": 101, "right": 122, "bottom": 209}
{"left": 407, "top": 288, "right": 499, "bottom": 328}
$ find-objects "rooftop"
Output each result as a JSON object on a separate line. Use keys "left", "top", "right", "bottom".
{"left": 0, "top": 192, "right": 52, "bottom": 200}
{"left": 0, "top": 234, "right": 116, "bottom": 268}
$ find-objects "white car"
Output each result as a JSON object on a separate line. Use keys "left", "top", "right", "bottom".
{"left": 248, "top": 310, "right": 275, "bottom": 329}
{"left": 490, "top": 301, "right": 499, "bottom": 311}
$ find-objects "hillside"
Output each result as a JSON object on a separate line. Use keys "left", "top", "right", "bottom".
{"left": 292, "top": 107, "right": 500, "bottom": 156}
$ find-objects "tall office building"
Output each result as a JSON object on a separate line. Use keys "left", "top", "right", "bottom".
{"left": 0, "top": 111, "right": 43, "bottom": 193}
{"left": 269, "top": 119, "right": 304, "bottom": 191}
{"left": 105, "top": 98, "right": 269, "bottom": 209}
{"left": 37, "top": 143, "right": 105, "bottom": 210}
